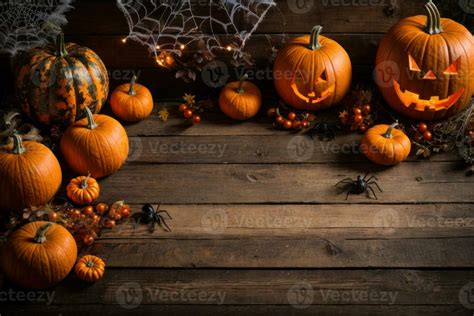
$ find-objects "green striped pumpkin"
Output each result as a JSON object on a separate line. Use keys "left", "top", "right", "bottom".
{"left": 15, "top": 33, "right": 109, "bottom": 126}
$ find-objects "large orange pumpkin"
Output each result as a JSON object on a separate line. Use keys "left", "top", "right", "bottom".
{"left": 0, "top": 135, "right": 62, "bottom": 212}
{"left": 15, "top": 33, "right": 109, "bottom": 126}
{"left": 374, "top": 1, "right": 474, "bottom": 121}
{"left": 1, "top": 221, "right": 77, "bottom": 289}
{"left": 219, "top": 74, "right": 262, "bottom": 120}
{"left": 60, "top": 107, "right": 129, "bottom": 178}
{"left": 273, "top": 25, "right": 352, "bottom": 111}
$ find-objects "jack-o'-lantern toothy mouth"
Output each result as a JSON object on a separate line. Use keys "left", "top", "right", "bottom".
{"left": 290, "top": 83, "right": 335, "bottom": 104}
{"left": 394, "top": 80, "right": 464, "bottom": 111}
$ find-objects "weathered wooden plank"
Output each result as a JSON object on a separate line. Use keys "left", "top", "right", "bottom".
{"left": 87, "top": 236, "right": 474, "bottom": 268}
{"left": 98, "top": 163, "right": 473, "bottom": 204}
{"left": 2, "top": 305, "right": 470, "bottom": 316}
{"left": 99, "top": 204, "right": 474, "bottom": 239}
{"left": 123, "top": 134, "right": 459, "bottom": 163}
{"left": 2, "top": 270, "right": 473, "bottom": 306}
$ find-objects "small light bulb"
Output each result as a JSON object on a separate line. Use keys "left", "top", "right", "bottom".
{"left": 121, "top": 38, "right": 127, "bottom": 43}
{"left": 180, "top": 44, "right": 185, "bottom": 50}
{"left": 226, "top": 45, "right": 232, "bottom": 51}
{"left": 156, "top": 45, "right": 160, "bottom": 49}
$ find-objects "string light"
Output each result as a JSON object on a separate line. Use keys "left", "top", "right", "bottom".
{"left": 156, "top": 45, "right": 160, "bottom": 49}
{"left": 180, "top": 44, "right": 185, "bottom": 50}
{"left": 226, "top": 45, "right": 232, "bottom": 51}
{"left": 121, "top": 37, "right": 127, "bottom": 43}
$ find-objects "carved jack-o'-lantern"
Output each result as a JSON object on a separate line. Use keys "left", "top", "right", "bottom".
{"left": 375, "top": 1, "right": 474, "bottom": 121}
{"left": 273, "top": 26, "right": 352, "bottom": 111}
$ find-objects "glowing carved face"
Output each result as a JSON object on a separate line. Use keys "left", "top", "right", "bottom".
{"left": 394, "top": 53, "right": 465, "bottom": 112}
{"left": 290, "top": 69, "right": 336, "bottom": 105}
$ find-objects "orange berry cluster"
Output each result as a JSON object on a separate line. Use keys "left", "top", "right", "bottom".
{"left": 50, "top": 202, "right": 132, "bottom": 247}
{"left": 339, "top": 104, "right": 372, "bottom": 132}
{"left": 267, "top": 107, "right": 314, "bottom": 130}
{"left": 179, "top": 103, "right": 201, "bottom": 124}
{"left": 413, "top": 122, "right": 433, "bottom": 142}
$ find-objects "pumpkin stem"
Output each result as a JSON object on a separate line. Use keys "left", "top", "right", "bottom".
{"left": 55, "top": 32, "right": 68, "bottom": 57}
{"left": 128, "top": 75, "right": 137, "bottom": 96}
{"left": 12, "top": 134, "right": 26, "bottom": 155}
{"left": 383, "top": 121, "right": 399, "bottom": 139}
{"left": 425, "top": 1, "right": 443, "bottom": 34}
{"left": 34, "top": 223, "right": 53, "bottom": 244}
{"left": 309, "top": 25, "right": 323, "bottom": 50}
{"left": 84, "top": 107, "right": 98, "bottom": 130}
{"left": 80, "top": 173, "right": 91, "bottom": 189}
{"left": 86, "top": 260, "right": 95, "bottom": 268}
{"left": 237, "top": 74, "right": 248, "bottom": 94}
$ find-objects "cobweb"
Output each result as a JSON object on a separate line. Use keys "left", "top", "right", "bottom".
{"left": 0, "top": 0, "right": 74, "bottom": 56}
{"left": 116, "top": 0, "right": 277, "bottom": 57}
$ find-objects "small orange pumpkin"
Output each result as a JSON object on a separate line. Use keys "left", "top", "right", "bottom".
{"left": 361, "top": 121, "right": 411, "bottom": 166}
{"left": 110, "top": 75, "right": 154, "bottom": 122}
{"left": 219, "top": 74, "right": 262, "bottom": 120}
{"left": 60, "top": 107, "right": 129, "bottom": 178}
{"left": 273, "top": 25, "right": 352, "bottom": 111}
{"left": 0, "top": 134, "right": 62, "bottom": 212}
{"left": 75, "top": 255, "right": 105, "bottom": 282}
{"left": 67, "top": 174, "right": 100, "bottom": 205}
{"left": 1, "top": 221, "right": 77, "bottom": 289}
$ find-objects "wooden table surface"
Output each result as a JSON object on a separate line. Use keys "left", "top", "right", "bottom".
{"left": 2, "top": 102, "right": 474, "bottom": 315}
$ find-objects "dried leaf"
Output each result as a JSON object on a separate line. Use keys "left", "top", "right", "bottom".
{"left": 158, "top": 107, "right": 170, "bottom": 122}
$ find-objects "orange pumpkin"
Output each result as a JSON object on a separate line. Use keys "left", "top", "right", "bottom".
{"left": 60, "top": 107, "right": 129, "bottom": 178}
{"left": 361, "top": 122, "right": 411, "bottom": 166}
{"left": 110, "top": 75, "right": 154, "bottom": 122}
{"left": 0, "top": 135, "right": 62, "bottom": 212}
{"left": 219, "top": 74, "right": 262, "bottom": 120}
{"left": 15, "top": 33, "right": 109, "bottom": 126}
{"left": 273, "top": 25, "right": 352, "bottom": 111}
{"left": 374, "top": 1, "right": 474, "bottom": 121}
{"left": 1, "top": 221, "right": 77, "bottom": 289}
{"left": 67, "top": 174, "right": 100, "bottom": 205}
{"left": 75, "top": 255, "right": 105, "bottom": 282}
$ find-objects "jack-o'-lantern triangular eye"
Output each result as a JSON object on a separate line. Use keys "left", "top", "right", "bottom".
{"left": 444, "top": 58, "right": 460, "bottom": 75}
{"left": 318, "top": 69, "right": 328, "bottom": 82}
{"left": 408, "top": 54, "right": 421, "bottom": 72}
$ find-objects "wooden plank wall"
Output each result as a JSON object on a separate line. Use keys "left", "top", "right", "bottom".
{"left": 0, "top": 0, "right": 469, "bottom": 101}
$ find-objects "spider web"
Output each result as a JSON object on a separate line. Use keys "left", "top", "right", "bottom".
{"left": 116, "top": 0, "right": 277, "bottom": 57}
{"left": 0, "top": 0, "right": 74, "bottom": 56}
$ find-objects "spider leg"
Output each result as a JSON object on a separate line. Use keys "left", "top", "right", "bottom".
{"left": 367, "top": 185, "right": 378, "bottom": 200}
{"left": 158, "top": 210, "right": 173, "bottom": 220}
{"left": 368, "top": 181, "right": 383, "bottom": 192}
{"left": 157, "top": 216, "right": 172, "bottom": 232}
{"left": 335, "top": 178, "right": 353, "bottom": 186}
{"left": 345, "top": 190, "right": 351, "bottom": 200}
{"left": 363, "top": 171, "right": 370, "bottom": 180}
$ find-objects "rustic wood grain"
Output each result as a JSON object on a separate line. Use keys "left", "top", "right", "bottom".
{"left": 3, "top": 305, "right": 469, "bottom": 316}
{"left": 2, "top": 269, "right": 472, "bottom": 305}
{"left": 97, "top": 162, "right": 473, "bottom": 204}
{"left": 98, "top": 204, "right": 474, "bottom": 239}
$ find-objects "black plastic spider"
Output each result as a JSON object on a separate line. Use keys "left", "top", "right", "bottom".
{"left": 335, "top": 172, "right": 383, "bottom": 200}
{"left": 311, "top": 120, "right": 340, "bottom": 140}
{"left": 132, "top": 203, "right": 172, "bottom": 233}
